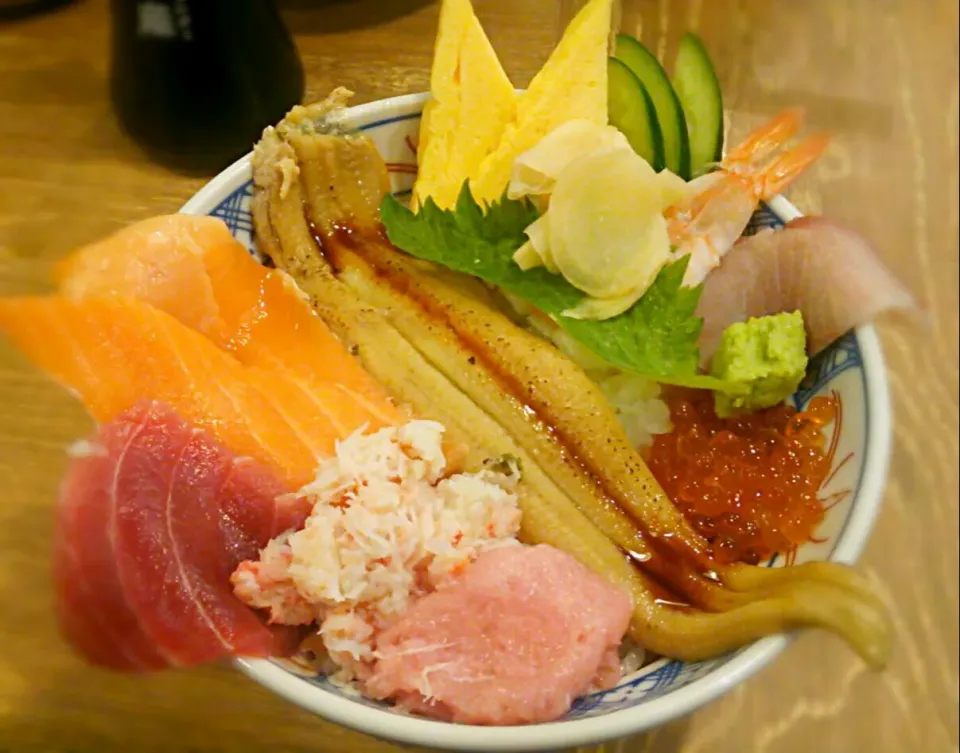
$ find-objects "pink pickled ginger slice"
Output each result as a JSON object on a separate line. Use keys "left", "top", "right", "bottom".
{"left": 366, "top": 544, "right": 632, "bottom": 725}
{"left": 54, "top": 400, "right": 308, "bottom": 671}
{"left": 696, "top": 216, "right": 917, "bottom": 365}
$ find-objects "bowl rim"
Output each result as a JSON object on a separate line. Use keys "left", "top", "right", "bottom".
{"left": 180, "top": 94, "right": 893, "bottom": 752}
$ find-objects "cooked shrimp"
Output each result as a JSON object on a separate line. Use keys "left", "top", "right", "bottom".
{"left": 666, "top": 109, "right": 831, "bottom": 286}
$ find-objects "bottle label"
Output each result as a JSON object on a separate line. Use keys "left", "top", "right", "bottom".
{"left": 137, "top": 0, "right": 193, "bottom": 41}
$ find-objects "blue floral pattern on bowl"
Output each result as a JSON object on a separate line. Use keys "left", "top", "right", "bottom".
{"left": 182, "top": 98, "right": 876, "bottom": 728}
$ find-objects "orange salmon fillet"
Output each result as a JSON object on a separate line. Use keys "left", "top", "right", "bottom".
{"left": 0, "top": 295, "right": 354, "bottom": 489}
{"left": 54, "top": 214, "right": 401, "bottom": 429}
{"left": 200, "top": 237, "right": 401, "bottom": 426}
{"left": 55, "top": 215, "right": 227, "bottom": 339}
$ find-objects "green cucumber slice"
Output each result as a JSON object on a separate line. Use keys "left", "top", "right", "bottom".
{"left": 607, "top": 57, "right": 665, "bottom": 171}
{"left": 672, "top": 32, "right": 724, "bottom": 176}
{"left": 613, "top": 33, "right": 691, "bottom": 179}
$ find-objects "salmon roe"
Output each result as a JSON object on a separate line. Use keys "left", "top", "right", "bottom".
{"left": 647, "top": 389, "right": 839, "bottom": 565}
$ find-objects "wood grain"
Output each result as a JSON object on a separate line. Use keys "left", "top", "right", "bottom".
{"left": 0, "top": 1, "right": 956, "bottom": 751}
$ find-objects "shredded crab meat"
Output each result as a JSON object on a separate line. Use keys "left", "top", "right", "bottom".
{"left": 231, "top": 420, "right": 522, "bottom": 683}
{"left": 231, "top": 534, "right": 315, "bottom": 625}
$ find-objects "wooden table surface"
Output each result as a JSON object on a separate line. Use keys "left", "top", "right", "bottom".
{"left": 0, "top": 1, "right": 957, "bottom": 751}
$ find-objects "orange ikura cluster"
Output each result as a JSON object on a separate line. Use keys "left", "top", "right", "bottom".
{"left": 647, "top": 389, "right": 841, "bottom": 566}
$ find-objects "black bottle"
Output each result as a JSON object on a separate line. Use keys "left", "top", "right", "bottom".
{"left": 109, "top": 0, "right": 305, "bottom": 174}
{"left": 0, "top": 0, "right": 74, "bottom": 20}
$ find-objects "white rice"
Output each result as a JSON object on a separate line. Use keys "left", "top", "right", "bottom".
{"left": 618, "top": 638, "right": 647, "bottom": 677}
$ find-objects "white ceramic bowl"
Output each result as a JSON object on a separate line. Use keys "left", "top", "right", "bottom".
{"left": 180, "top": 93, "right": 892, "bottom": 752}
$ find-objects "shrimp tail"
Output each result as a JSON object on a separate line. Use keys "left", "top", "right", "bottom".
{"left": 755, "top": 131, "right": 832, "bottom": 199}
{"left": 723, "top": 107, "right": 805, "bottom": 171}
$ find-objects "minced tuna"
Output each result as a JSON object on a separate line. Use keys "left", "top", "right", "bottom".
{"left": 365, "top": 544, "right": 632, "bottom": 725}
{"left": 231, "top": 421, "right": 523, "bottom": 682}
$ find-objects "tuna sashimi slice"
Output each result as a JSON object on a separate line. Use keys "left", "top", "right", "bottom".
{"left": 696, "top": 216, "right": 917, "bottom": 365}
{"left": 55, "top": 439, "right": 171, "bottom": 671}
{"left": 216, "top": 457, "right": 310, "bottom": 563}
{"left": 56, "top": 401, "right": 304, "bottom": 671}
{"left": 366, "top": 544, "right": 632, "bottom": 725}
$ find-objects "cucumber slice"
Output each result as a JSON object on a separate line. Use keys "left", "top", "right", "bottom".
{"left": 672, "top": 32, "right": 724, "bottom": 177}
{"left": 607, "top": 57, "right": 665, "bottom": 171}
{"left": 613, "top": 33, "right": 691, "bottom": 179}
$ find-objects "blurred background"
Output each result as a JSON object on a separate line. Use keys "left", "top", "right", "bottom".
{"left": 0, "top": 1, "right": 957, "bottom": 752}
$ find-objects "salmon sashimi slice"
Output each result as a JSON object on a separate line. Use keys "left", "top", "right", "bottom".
{"left": 54, "top": 213, "right": 402, "bottom": 429}
{"left": 696, "top": 216, "right": 918, "bottom": 364}
{"left": 0, "top": 295, "right": 334, "bottom": 488}
{"left": 55, "top": 215, "right": 228, "bottom": 339}
{"left": 201, "top": 237, "right": 403, "bottom": 426}
{"left": 56, "top": 401, "right": 305, "bottom": 670}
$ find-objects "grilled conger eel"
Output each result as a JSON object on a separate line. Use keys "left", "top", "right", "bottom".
{"left": 248, "top": 91, "right": 892, "bottom": 668}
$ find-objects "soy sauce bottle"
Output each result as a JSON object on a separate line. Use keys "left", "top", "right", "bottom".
{"left": 109, "top": 0, "right": 305, "bottom": 174}
{"left": 0, "top": 0, "right": 74, "bottom": 20}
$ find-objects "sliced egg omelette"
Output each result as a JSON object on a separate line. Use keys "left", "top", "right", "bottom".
{"left": 412, "top": 0, "right": 614, "bottom": 209}
{"left": 411, "top": 0, "right": 517, "bottom": 210}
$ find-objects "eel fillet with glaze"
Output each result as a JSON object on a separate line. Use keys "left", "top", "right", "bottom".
{"left": 249, "top": 91, "right": 892, "bottom": 668}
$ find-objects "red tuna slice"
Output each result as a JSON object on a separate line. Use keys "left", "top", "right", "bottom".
{"left": 366, "top": 544, "right": 632, "bottom": 725}
{"left": 112, "top": 402, "right": 301, "bottom": 663}
{"left": 56, "top": 400, "right": 302, "bottom": 670}
{"left": 216, "top": 460, "right": 311, "bottom": 564}
{"left": 696, "top": 215, "right": 917, "bottom": 365}
{"left": 54, "top": 437, "right": 170, "bottom": 671}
